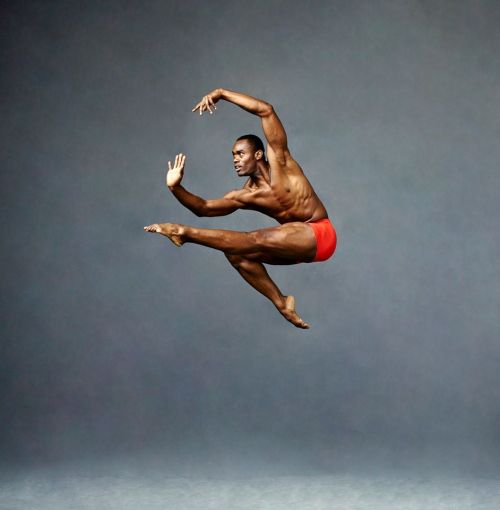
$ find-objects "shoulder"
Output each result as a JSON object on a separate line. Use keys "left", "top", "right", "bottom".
{"left": 224, "top": 186, "right": 269, "bottom": 209}
{"left": 267, "top": 144, "right": 303, "bottom": 175}
{"left": 223, "top": 187, "right": 252, "bottom": 203}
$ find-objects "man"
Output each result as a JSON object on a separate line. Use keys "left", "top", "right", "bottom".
{"left": 144, "top": 88, "right": 337, "bottom": 329}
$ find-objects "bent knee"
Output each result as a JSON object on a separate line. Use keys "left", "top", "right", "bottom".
{"left": 225, "top": 253, "right": 244, "bottom": 267}
{"left": 225, "top": 253, "right": 255, "bottom": 270}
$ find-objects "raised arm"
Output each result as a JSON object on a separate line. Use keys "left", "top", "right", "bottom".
{"left": 166, "top": 153, "right": 245, "bottom": 217}
{"left": 193, "top": 88, "right": 290, "bottom": 162}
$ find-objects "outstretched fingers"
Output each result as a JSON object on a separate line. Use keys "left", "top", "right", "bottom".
{"left": 168, "top": 153, "right": 185, "bottom": 170}
{"left": 204, "top": 96, "right": 213, "bottom": 114}
{"left": 192, "top": 95, "right": 217, "bottom": 115}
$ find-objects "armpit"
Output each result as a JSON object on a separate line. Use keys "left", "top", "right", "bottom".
{"left": 266, "top": 143, "right": 291, "bottom": 166}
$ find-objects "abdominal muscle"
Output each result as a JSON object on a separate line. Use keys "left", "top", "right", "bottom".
{"left": 248, "top": 182, "right": 328, "bottom": 224}
{"left": 241, "top": 158, "right": 329, "bottom": 223}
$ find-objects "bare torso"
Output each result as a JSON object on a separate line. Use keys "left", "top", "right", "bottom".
{"left": 233, "top": 146, "right": 328, "bottom": 224}
{"left": 145, "top": 87, "right": 333, "bottom": 329}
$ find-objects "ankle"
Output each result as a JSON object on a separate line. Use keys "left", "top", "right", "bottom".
{"left": 274, "top": 295, "right": 287, "bottom": 311}
{"left": 174, "top": 224, "right": 186, "bottom": 238}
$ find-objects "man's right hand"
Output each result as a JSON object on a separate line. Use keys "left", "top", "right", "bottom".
{"left": 192, "top": 89, "right": 222, "bottom": 115}
{"left": 166, "top": 153, "right": 186, "bottom": 188}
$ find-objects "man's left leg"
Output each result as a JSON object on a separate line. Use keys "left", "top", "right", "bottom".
{"left": 225, "top": 254, "right": 309, "bottom": 328}
{"left": 144, "top": 222, "right": 317, "bottom": 328}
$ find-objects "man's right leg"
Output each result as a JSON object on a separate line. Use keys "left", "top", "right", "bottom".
{"left": 143, "top": 221, "right": 317, "bottom": 261}
{"left": 225, "top": 254, "right": 309, "bottom": 329}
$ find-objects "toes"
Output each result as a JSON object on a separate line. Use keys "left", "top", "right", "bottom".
{"left": 281, "top": 309, "right": 309, "bottom": 329}
{"left": 292, "top": 314, "right": 309, "bottom": 329}
{"left": 296, "top": 318, "right": 310, "bottom": 329}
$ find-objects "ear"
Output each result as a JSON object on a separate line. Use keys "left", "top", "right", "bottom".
{"left": 254, "top": 149, "right": 264, "bottom": 161}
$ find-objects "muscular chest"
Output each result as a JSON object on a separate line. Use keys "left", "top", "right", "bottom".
{"left": 242, "top": 182, "right": 297, "bottom": 216}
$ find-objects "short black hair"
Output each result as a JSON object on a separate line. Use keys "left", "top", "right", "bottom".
{"left": 236, "top": 134, "right": 265, "bottom": 154}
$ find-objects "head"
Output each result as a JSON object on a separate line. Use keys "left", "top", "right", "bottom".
{"left": 232, "top": 134, "right": 266, "bottom": 176}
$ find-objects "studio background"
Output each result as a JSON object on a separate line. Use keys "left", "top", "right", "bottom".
{"left": 1, "top": 0, "right": 499, "bottom": 477}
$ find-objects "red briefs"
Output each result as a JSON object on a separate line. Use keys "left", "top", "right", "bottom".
{"left": 308, "top": 218, "right": 337, "bottom": 262}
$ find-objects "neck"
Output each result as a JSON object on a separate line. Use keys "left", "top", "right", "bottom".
{"left": 250, "top": 160, "right": 270, "bottom": 185}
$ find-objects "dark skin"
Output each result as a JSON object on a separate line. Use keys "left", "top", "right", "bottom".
{"left": 144, "top": 88, "right": 329, "bottom": 328}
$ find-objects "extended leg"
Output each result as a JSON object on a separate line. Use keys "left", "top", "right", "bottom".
{"left": 225, "top": 254, "right": 309, "bottom": 329}
{"left": 143, "top": 222, "right": 316, "bottom": 262}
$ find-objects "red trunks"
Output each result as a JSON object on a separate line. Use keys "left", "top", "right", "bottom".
{"left": 308, "top": 218, "right": 337, "bottom": 262}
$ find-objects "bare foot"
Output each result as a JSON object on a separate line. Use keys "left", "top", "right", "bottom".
{"left": 144, "top": 223, "right": 185, "bottom": 247}
{"left": 279, "top": 295, "right": 310, "bottom": 329}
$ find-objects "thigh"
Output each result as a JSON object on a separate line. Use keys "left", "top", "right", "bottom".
{"left": 249, "top": 222, "right": 317, "bottom": 264}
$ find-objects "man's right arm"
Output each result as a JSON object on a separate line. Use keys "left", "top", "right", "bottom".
{"left": 166, "top": 153, "right": 245, "bottom": 217}
{"left": 169, "top": 185, "right": 244, "bottom": 217}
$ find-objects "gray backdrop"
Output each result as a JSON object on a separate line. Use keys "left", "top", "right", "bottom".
{"left": 1, "top": 0, "right": 499, "bottom": 474}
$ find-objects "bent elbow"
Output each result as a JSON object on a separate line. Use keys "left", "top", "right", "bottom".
{"left": 193, "top": 200, "right": 211, "bottom": 217}
{"left": 193, "top": 206, "right": 207, "bottom": 217}
{"left": 194, "top": 210, "right": 206, "bottom": 218}
{"left": 259, "top": 102, "right": 274, "bottom": 117}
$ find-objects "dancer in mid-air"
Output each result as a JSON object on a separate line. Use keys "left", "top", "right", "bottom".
{"left": 145, "top": 88, "right": 337, "bottom": 328}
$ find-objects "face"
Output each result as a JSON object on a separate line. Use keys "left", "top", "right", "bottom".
{"left": 232, "top": 140, "right": 261, "bottom": 176}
